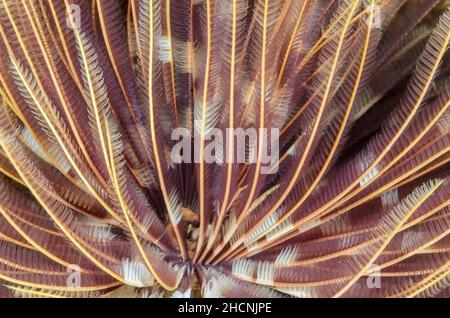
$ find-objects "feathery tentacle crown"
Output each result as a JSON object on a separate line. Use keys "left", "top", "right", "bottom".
{"left": 0, "top": 0, "right": 449, "bottom": 298}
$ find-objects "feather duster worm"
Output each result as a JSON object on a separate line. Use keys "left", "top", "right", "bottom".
{"left": 0, "top": 0, "right": 449, "bottom": 298}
